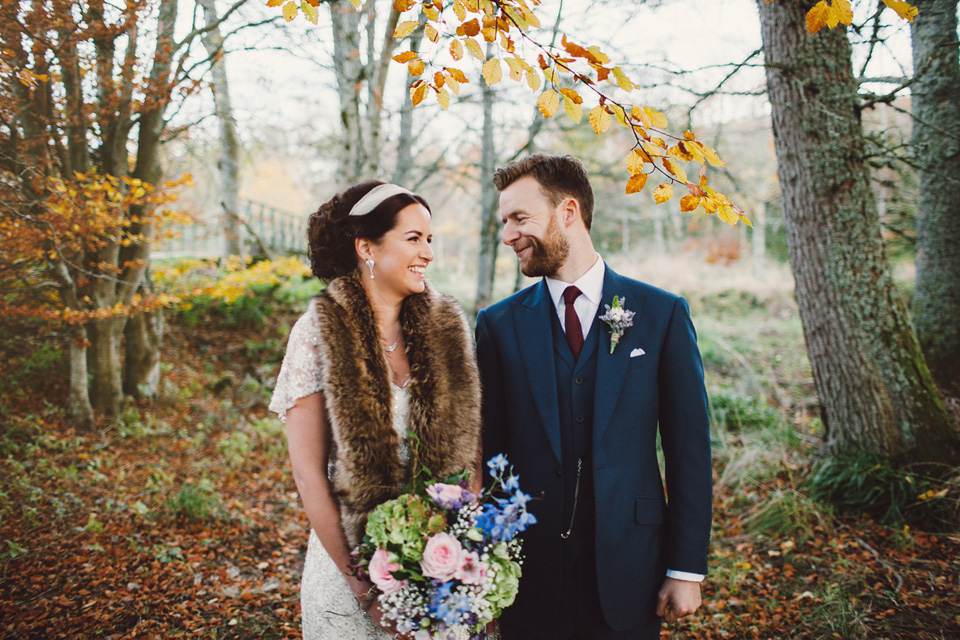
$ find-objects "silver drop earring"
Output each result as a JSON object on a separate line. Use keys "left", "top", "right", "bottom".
{"left": 365, "top": 259, "right": 375, "bottom": 279}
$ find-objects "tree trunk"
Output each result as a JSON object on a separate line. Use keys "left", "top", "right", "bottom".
{"left": 910, "top": 0, "right": 960, "bottom": 396}
{"left": 330, "top": 2, "right": 366, "bottom": 184}
{"left": 474, "top": 45, "right": 499, "bottom": 314}
{"left": 122, "top": 0, "right": 178, "bottom": 402}
{"left": 199, "top": 0, "right": 243, "bottom": 259}
{"left": 88, "top": 317, "right": 125, "bottom": 415}
{"left": 123, "top": 299, "right": 163, "bottom": 398}
{"left": 756, "top": 0, "right": 959, "bottom": 463}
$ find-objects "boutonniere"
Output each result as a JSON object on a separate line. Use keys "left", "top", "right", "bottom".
{"left": 599, "top": 295, "right": 635, "bottom": 354}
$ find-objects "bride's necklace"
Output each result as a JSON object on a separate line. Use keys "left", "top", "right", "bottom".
{"left": 382, "top": 330, "right": 400, "bottom": 352}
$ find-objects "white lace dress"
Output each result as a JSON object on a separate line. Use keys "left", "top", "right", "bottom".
{"left": 269, "top": 306, "right": 409, "bottom": 640}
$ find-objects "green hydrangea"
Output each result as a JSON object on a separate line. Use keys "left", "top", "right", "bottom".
{"left": 364, "top": 494, "right": 446, "bottom": 562}
{"left": 486, "top": 542, "right": 522, "bottom": 616}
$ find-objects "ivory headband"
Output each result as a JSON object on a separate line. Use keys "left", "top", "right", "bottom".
{"left": 348, "top": 183, "right": 414, "bottom": 217}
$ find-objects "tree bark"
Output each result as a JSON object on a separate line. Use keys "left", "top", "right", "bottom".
{"left": 330, "top": 3, "right": 366, "bottom": 184}
{"left": 123, "top": 296, "right": 163, "bottom": 398}
{"left": 88, "top": 317, "right": 125, "bottom": 414}
{"left": 756, "top": 0, "right": 959, "bottom": 463}
{"left": 910, "top": 0, "right": 960, "bottom": 396}
{"left": 122, "top": 0, "right": 178, "bottom": 401}
{"left": 474, "top": 42, "right": 499, "bottom": 314}
{"left": 199, "top": 0, "right": 243, "bottom": 259}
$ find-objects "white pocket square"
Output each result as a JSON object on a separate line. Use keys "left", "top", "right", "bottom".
{"left": 630, "top": 348, "right": 646, "bottom": 358}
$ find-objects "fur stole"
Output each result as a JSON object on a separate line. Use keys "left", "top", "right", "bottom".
{"left": 313, "top": 275, "right": 481, "bottom": 545}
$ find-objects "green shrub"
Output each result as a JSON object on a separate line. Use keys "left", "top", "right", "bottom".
{"left": 744, "top": 488, "right": 833, "bottom": 543}
{"left": 167, "top": 482, "right": 225, "bottom": 523}
{"left": 808, "top": 450, "right": 960, "bottom": 531}
{"left": 710, "top": 391, "right": 784, "bottom": 433}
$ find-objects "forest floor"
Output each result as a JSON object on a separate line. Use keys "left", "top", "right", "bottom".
{"left": 1, "top": 282, "right": 958, "bottom": 639}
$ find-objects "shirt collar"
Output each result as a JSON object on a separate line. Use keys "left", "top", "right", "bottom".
{"left": 545, "top": 253, "right": 605, "bottom": 309}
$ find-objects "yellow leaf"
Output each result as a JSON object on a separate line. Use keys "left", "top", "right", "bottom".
{"left": 411, "top": 82, "right": 428, "bottom": 106}
{"left": 589, "top": 105, "right": 611, "bottom": 134}
{"left": 394, "top": 20, "right": 420, "bottom": 39}
{"left": 701, "top": 144, "right": 725, "bottom": 167}
{"left": 465, "top": 38, "right": 484, "bottom": 61}
{"left": 301, "top": 0, "right": 318, "bottom": 23}
{"left": 425, "top": 24, "right": 439, "bottom": 42}
{"left": 436, "top": 87, "right": 451, "bottom": 109}
{"left": 563, "top": 94, "right": 583, "bottom": 123}
{"left": 482, "top": 58, "right": 502, "bottom": 85}
{"left": 282, "top": 1, "right": 298, "bottom": 21}
{"left": 717, "top": 204, "right": 738, "bottom": 225}
{"left": 481, "top": 26, "right": 497, "bottom": 42}
{"left": 680, "top": 195, "right": 700, "bottom": 212}
{"left": 631, "top": 106, "right": 650, "bottom": 128}
{"left": 663, "top": 159, "right": 687, "bottom": 184}
{"left": 504, "top": 7, "right": 528, "bottom": 30}
{"left": 447, "top": 68, "right": 469, "bottom": 83}
{"left": 881, "top": 0, "right": 918, "bottom": 22}
{"left": 643, "top": 106, "right": 668, "bottom": 128}
{"left": 408, "top": 58, "right": 425, "bottom": 76}
{"left": 518, "top": 3, "right": 540, "bottom": 28}
{"left": 625, "top": 173, "right": 648, "bottom": 194}
{"left": 393, "top": 0, "right": 415, "bottom": 9}
{"left": 450, "top": 39, "right": 464, "bottom": 61}
{"left": 424, "top": 5, "right": 440, "bottom": 20}
{"left": 266, "top": 0, "right": 284, "bottom": 7}
{"left": 653, "top": 183, "right": 673, "bottom": 204}
{"left": 537, "top": 90, "right": 560, "bottom": 118}
{"left": 446, "top": 74, "right": 461, "bottom": 96}
{"left": 834, "top": 0, "right": 853, "bottom": 25}
{"left": 506, "top": 57, "right": 524, "bottom": 82}
{"left": 611, "top": 104, "right": 627, "bottom": 126}
{"left": 587, "top": 46, "right": 610, "bottom": 65}
{"left": 348, "top": 0, "right": 361, "bottom": 6}
{"left": 626, "top": 150, "right": 647, "bottom": 175}
{"left": 543, "top": 66, "right": 560, "bottom": 84}
{"left": 806, "top": 1, "right": 829, "bottom": 33}
{"left": 393, "top": 51, "right": 418, "bottom": 63}
{"left": 526, "top": 69, "right": 541, "bottom": 91}
{"left": 612, "top": 67, "right": 634, "bottom": 91}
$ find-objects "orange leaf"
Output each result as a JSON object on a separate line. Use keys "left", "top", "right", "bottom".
{"left": 450, "top": 40, "right": 464, "bottom": 61}
{"left": 589, "top": 105, "right": 610, "bottom": 134}
{"left": 394, "top": 20, "right": 419, "bottom": 38}
{"left": 537, "top": 90, "right": 560, "bottom": 118}
{"left": 408, "top": 59, "right": 425, "bottom": 76}
{"left": 680, "top": 195, "right": 700, "bottom": 212}
{"left": 393, "top": 51, "right": 418, "bottom": 63}
{"left": 806, "top": 1, "right": 829, "bottom": 33}
{"left": 626, "top": 173, "right": 648, "bottom": 194}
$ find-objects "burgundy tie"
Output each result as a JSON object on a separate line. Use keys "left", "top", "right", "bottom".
{"left": 563, "top": 286, "right": 583, "bottom": 359}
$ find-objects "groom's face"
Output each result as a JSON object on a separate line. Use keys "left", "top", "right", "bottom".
{"left": 499, "top": 176, "right": 570, "bottom": 278}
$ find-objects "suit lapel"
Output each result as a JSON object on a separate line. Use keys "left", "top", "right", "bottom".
{"left": 514, "top": 279, "right": 562, "bottom": 465}
{"left": 593, "top": 266, "right": 645, "bottom": 446}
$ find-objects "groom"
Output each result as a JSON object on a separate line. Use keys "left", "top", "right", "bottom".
{"left": 476, "top": 154, "right": 712, "bottom": 639}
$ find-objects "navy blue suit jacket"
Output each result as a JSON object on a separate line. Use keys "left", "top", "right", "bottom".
{"left": 476, "top": 265, "right": 712, "bottom": 632}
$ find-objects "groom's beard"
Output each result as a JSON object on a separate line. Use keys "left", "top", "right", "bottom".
{"left": 518, "top": 215, "right": 570, "bottom": 278}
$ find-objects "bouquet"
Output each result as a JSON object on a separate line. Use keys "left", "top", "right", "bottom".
{"left": 350, "top": 453, "right": 536, "bottom": 639}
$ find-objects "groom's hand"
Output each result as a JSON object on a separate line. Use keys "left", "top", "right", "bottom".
{"left": 656, "top": 577, "right": 702, "bottom": 623}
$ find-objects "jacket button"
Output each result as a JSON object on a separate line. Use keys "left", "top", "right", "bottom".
{"left": 554, "top": 468, "right": 562, "bottom": 477}
{"left": 575, "top": 376, "right": 584, "bottom": 384}
{"left": 576, "top": 415, "right": 585, "bottom": 423}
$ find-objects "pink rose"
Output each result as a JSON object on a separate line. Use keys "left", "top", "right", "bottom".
{"left": 454, "top": 550, "right": 488, "bottom": 585}
{"left": 420, "top": 532, "right": 463, "bottom": 581}
{"left": 368, "top": 548, "right": 404, "bottom": 595}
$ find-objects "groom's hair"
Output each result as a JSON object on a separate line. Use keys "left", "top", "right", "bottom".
{"left": 493, "top": 154, "right": 594, "bottom": 230}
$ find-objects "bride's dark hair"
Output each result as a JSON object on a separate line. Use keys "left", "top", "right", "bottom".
{"left": 307, "top": 180, "right": 431, "bottom": 282}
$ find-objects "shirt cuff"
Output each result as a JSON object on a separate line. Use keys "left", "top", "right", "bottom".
{"left": 666, "top": 570, "right": 705, "bottom": 582}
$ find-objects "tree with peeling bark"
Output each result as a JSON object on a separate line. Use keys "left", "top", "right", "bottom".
{"left": 755, "top": 0, "right": 959, "bottom": 464}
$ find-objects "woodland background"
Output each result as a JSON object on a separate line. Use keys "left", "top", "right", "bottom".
{"left": 1, "top": 0, "right": 959, "bottom": 637}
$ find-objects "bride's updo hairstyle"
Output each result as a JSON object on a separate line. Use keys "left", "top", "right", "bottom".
{"left": 307, "top": 180, "right": 431, "bottom": 282}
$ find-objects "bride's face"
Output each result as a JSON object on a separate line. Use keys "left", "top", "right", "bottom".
{"left": 363, "top": 203, "right": 434, "bottom": 299}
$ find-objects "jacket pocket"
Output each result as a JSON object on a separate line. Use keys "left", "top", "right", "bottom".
{"left": 634, "top": 496, "right": 665, "bottom": 525}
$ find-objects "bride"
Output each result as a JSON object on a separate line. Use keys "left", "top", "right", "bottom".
{"left": 269, "top": 181, "right": 482, "bottom": 638}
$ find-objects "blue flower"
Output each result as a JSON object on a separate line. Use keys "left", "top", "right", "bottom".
{"left": 486, "top": 454, "right": 508, "bottom": 476}
{"left": 503, "top": 474, "right": 520, "bottom": 492}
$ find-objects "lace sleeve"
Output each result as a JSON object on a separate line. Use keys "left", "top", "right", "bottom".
{"left": 268, "top": 306, "right": 323, "bottom": 423}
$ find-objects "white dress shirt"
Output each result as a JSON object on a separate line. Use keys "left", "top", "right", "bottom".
{"left": 545, "top": 255, "right": 705, "bottom": 584}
